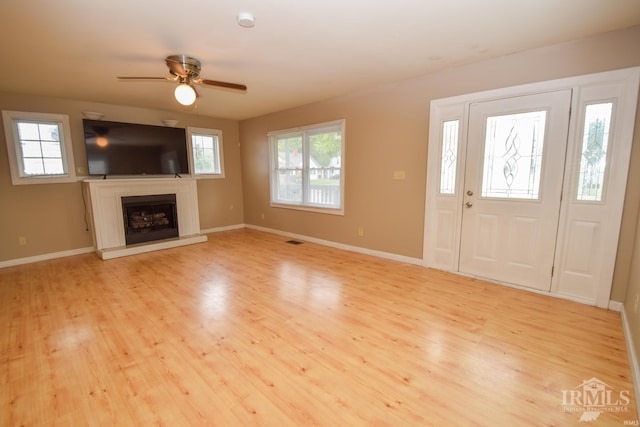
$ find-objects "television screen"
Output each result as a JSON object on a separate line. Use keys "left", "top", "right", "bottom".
{"left": 83, "top": 119, "right": 189, "bottom": 176}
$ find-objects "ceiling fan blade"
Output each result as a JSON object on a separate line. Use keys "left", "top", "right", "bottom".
{"left": 117, "top": 76, "right": 176, "bottom": 81}
{"left": 196, "top": 78, "right": 247, "bottom": 91}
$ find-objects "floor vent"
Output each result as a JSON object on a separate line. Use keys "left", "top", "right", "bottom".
{"left": 285, "top": 240, "right": 303, "bottom": 245}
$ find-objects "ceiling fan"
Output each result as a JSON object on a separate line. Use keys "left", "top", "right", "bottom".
{"left": 117, "top": 54, "right": 247, "bottom": 106}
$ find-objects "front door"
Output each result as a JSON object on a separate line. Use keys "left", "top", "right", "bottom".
{"left": 458, "top": 90, "right": 572, "bottom": 291}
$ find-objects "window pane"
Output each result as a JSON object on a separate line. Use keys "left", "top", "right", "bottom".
{"left": 21, "top": 141, "right": 43, "bottom": 157}
{"left": 23, "top": 158, "right": 45, "bottom": 175}
{"left": 43, "top": 158, "right": 64, "bottom": 175}
{"left": 16, "top": 121, "right": 65, "bottom": 177}
{"left": 307, "top": 130, "right": 342, "bottom": 208}
{"left": 309, "top": 168, "right": 341, "bottom": 208}
{"left": 192, "top": 133, "right": 220, "bottom": 174}
{"left": 577, "top": 103, "right": 612, "bottom": 201}
{"left": 17, "top": 122, "right": 41, "bottom": 140}
{"left": 275, "top": 170, "right": 302, "bottom": 203}
{"left": 41, "top": 141, "right": 63, "bottom": 158}
{"left": 194, "top": 135, "right": 214, "bottom": 150}
{"left": 309, "top": 131, "right": 342, "bottom": 167}
{"left": 38, "top": 124, "right": 59, "bottom": 142}
{"left": 440, "top": 120, "right": 459, "bottom": 195}
{"left": 277, "top": 136, "right": 303, "bottom": 168}
{"left": 481, "top": 111, "right": 546, "bottom": 199}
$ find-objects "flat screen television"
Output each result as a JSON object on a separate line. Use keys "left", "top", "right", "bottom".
{"left": 83, "top": 119, "right": 189, "bottom": 176}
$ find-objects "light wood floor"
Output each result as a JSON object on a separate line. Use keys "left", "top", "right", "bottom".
{"left": 0, "top": 229, "right": 637, "bottom": 426}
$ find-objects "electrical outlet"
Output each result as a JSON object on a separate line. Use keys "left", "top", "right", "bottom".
{"left": 18, "top": 236, "right": 27, "bottom": 246}
{"left": 261, "top": 213, "right": 265, "bottom": 220}
{"left": 357, "top": 226, "right": 364, "bottom": 237}
{"left": 634, "top": 294, "right": 639, "bottom": 313}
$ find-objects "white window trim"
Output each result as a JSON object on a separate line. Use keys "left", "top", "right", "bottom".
{"left": 268, "top": 119, "right": 345, "bottom": 215}
{"left": 186, "top": 126, "right": 225, "bottom": 179}
{"left": 2, "top": 110, "right": 77, "bottom": 185}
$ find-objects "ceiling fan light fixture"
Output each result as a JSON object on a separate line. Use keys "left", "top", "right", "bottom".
{"left": 175, "top": 83, "right": 197, "bottom": 106}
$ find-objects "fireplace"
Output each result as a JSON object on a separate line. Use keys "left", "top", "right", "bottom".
{"left": 121, "top": 194, "right": 179, "bottom": 245}
{"left": 83, "top": 178, "right": 207, "bottom": 259}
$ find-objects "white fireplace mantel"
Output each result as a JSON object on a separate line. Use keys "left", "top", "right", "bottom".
{"left": 83, "top": 177, "right": 207, "bottom": 259}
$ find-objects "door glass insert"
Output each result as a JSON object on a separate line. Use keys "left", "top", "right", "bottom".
{"left": 576, "top": 102, "right": 613, "bottom": 202}
{"left": 439, "top": 120, "right": 459, "bottom": 195}
{"left": 481, "top": 111, "right": 547, "bottom": 199}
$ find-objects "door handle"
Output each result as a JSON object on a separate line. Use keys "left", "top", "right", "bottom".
{"left": 465, "top": 202, "right": 473, "bottom": 208}
{"left": 466, "top": 190, "right": 474, "bottom": 196}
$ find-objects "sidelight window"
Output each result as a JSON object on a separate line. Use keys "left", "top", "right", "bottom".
{"left": 576, "top": 103, "right": 613, "bottom": 202}
{"left": 439, "top": 120, "right": 459, "bottom": 195}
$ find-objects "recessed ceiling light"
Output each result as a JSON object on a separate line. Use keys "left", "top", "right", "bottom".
{"left": 238, "top": 12, "right": 255, "bottom": 28}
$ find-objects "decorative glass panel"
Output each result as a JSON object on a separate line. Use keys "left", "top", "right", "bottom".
{"left": 481, "top": 111, "right": 546, "bottom": 199}
{"left": 576, "top": 103, "right": 613, "bottom": 201}
{"left": 439, "top": 120, "right": 459, "bottom": 195}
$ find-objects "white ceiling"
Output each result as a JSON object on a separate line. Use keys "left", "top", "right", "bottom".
{"left": 1, "top": 1, "right": 639, "bottom": 120}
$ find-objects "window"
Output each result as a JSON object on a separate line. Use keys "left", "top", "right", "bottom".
{"left": 269, "top": 120, "right": 344, "bottom": 213}
{"left": 481, "top": 110, "right": 546, "bottom": 199}
{"left": 2, "top": 110, "right": 76, "bottom": 185}
{"left": 576, "top": 102, "right": 613, "bottom": 201}
{"left": 187, "top": 127, "right": 224, "bottom": 177}
{"left": 439, "top": 120, "right": 459, "bottom": 195}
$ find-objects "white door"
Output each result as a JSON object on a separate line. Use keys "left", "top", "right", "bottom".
{"left": 458, "top": 90, "right": 572, "bottom": 291}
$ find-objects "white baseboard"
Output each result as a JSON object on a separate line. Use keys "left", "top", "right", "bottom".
{"left": 0, "top": 223, "right": 247, "bottom": 268}
{"left": 200, "top": 224, "right": 246, "bottom": 234}
{"left": 621, "top": 306, "right": 640, "bottom": 420}
{"left": 245, "top": 224, "right": 423, "bottom": 266}
{"left": 609, "top": 300, "right": 624, "bottom": 312}
{"left": 0, "top": 247, "right": 95, "bottom": 268}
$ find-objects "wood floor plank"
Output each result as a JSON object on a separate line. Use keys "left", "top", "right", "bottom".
{"left": 0, "top": 228, "right": 637, "bottom": 426}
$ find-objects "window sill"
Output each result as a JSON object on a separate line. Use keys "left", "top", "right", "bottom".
{"left": 10, "top": 174, "right": 78, "bottom": 185}
{"left": 270, "top": 202, "right": 344, "bottom": 216}
{"left": 192, "top": 173, "right": 225, "bottom": 180}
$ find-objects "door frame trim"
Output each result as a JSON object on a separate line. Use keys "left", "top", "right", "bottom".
{"left": 423, "top": 67, "right": 640, "bottom": 307}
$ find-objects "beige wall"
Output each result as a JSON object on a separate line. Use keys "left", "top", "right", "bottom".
{"left": 240, "top": 26, "right": 640, "bottom": 302}
{"left": 626, "top": 198, "right": 640, "bottom": 376}
{"left": 624, "top": 103, "right": 640, "bottom": 369}
{"left": 0, "top": 94, "right": 244, "bottom": 262}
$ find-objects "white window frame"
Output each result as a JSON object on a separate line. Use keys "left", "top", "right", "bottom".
{"left": 2, "top": 110, "right": 77, "bottom": 185}
{"left": 186, "top": 127, "right": 225, "bottom": 178}
{"left": 268, "top": 119, "right": 345, "bottom": 215}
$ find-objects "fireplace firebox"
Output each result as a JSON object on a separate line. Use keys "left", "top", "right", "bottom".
{"left": 121, "top": 194, "right": 178, "bottom": 245}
